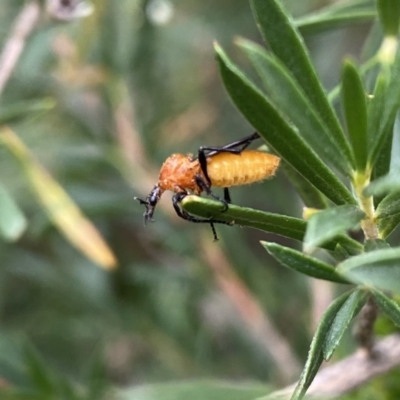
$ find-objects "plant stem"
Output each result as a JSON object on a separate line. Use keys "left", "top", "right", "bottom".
{"left": 353, "top": 296, "right": 378, "bottom": 353}
{"left": 352, "top": 170, "right": 378, "bottom": 240}
{"left": 352, "top": 171, "right": 379, "bottom": 353}
{"left": 265, "top": 333, "right": 400, "bottom": 399}
{"left": 0, "top": 1, "right": 40, "bottom": 96}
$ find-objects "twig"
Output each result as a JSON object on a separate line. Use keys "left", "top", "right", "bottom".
{"left": 263, "top": 333, "right": 400, "bottom": 399}
{"left": 353, "top": 296, "right": 378, "bottom": 353}
{"left": 0, "top": 1, "right": 41, "bottom": 96}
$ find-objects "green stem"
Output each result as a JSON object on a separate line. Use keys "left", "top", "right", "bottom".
{"left": 377, "top": 35, "right": 398, "bottom": 66}
{"left": 352, "top": 169, "right": 378, "bottom": 240}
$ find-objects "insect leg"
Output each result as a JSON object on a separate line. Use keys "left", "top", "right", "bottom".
{"left": 194, "top": 175, "right": 228, "bottom": 212}
{"left": 194, "top": 132, "right": 260, "bottom": 162}
{"left": 172, "top": 192, "right": 233, "bottom": 241}
{"left": 194, "top": 132, "right": 260, "bottom": 187}
{"left": 211, "top": 131, "right": 260, "bottom": 153}
{"left": 223, "top": 188, "right": 231, "bottom": 204}
{"left": 198, "top": 145, "right": 212, "bottom": 186}
{"left": 209, "top": 222, "right": 218, "bottom": 242}
{"left": 221, "top": 131, "right": 260, "bottom": 151}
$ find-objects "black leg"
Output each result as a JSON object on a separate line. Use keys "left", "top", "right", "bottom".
{"left": 194, "top": 175, "right": 228, "bottom": 212}
{"left": 194, "top": 132, "right": 260, "bottom": 188}
{"left": 223, "top": 188, "right": 231, "bottom": 204}
{"left": 172, "top": 192, "right": 233, "bottom": 241}
{"left": 198, "top": 147, "right": 212, "bottom": 186}
{"left": 192, "top": 132, "right": 260, "bottom": 162}
{"left": 209, "top": 221, "right": 218, "bottom": 242}
{"left": 219, "top": 132, "right": 260, "bottom": 152}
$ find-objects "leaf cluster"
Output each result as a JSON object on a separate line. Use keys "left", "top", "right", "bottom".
{"left": 180, "top": 0, "right": 400, "bottom": 398}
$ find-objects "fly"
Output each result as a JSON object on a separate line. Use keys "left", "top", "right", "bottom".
{"left": 135, "top": 132, "right": 280, "bottom": 240}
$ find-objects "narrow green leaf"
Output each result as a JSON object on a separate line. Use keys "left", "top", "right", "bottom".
{"left": 250, "top": 0, "right": 354, "bottom": 167}
{"left": 364, "top": 173, "right": 400, "bottom": 196}
{"left": 181, "top": 195, "right": 305, "bottom": 241}
{"left": 341, "top": 59, "right": 368, "bottom": 171}
{"left": 262, "top": 242, "right": 350, "bottom": 283}
{"left": 0, "top": 98, "right": 55, "bottom": 124}
{"left": 323, "top": 289, "right": 367, "bottom": 360}
{"left": 337, "top": 247, "right": 400, "bottom": 293}
{"left": 372, "top": 288, "right": 400, "bottom": 327}
{"left": 376, "top": 192, "right": 400, "bottom": 237}
{"left": 291, "top": 291, "right": 353, "bottom": 400}
{"left": 366, "top": 110, "right": 400, "bottom": 196}
{"left": 369, "top": 112, "right": 400, "bottom": 225}
{"left": 361, "top": 20, "right": 384, "bottom": 63}
{"left": 24, "top": 345, "right": 56, "bottom": 395}
{"left": 367, "top": 75, "right": 393, "bottom": 200}
{"left": 377, "top": 0, "right": 400, "bottom": 36}
{"left": 390, "top": 111, "right": 400, "bottom": 171}
{"left": 0, "top": 182, "right": 27, "bottom": 241}
{"left": 297, "top": 0, "right": 374, "bottom": 18}
{"left": 238, "top": 39, "right": 351, "bottom": 177}
{"left": 378, "top": 217, "right": 400, "bottom": 239}
{"left": 304, "top": 205, "right": 365, "bottom": 253}
{"left": 333, "top": 242, "right": 362, "bottom": 262}
{"left": 370, "top": 130, "right": 393, "bottom": 200}
{"left": 181, "top": 196, "right": 362, "bottom": 253}
{"left": 370, "top": 50, "right": 400, "bottom": 166}
{"left": 376, "top": 192, "right": 400, "bottom": 219}
{"left": 335, "top": 235, "right": 364, "bottom": 257}
{"left": 296, "top": 11, "right": 376, "bottom": 35}
{"left": 367, "top": 73, "right": 387, "bottom": 151}
{"left": 328, "top": 55, "right": 381, "bottom": 104}
{"left": 0, "top": 127, "right": 117, "bottom": 270}
{"left": 364, "top": 238, "right": 390, "bottom": 252}
{"left": 280, "top": 161, "right": 328, "bottom": 209}
{"left": 295, "top": 0, "right": 375, "bottom": 36}
{"left": 302, "top": 0, "right": 374, "bottom": 16}
{"left": 214, "top": 44, "right": 356, "bottom": 206}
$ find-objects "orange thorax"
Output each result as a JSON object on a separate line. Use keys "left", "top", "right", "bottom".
{"left": 158, "top": 154, "right": 202, "bottom": 194}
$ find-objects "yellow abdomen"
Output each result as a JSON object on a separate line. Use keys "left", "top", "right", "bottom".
{"left": 206, "top": 150, "right": 280, "bottom": 187}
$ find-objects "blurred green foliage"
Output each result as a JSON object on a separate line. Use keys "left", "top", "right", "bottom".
{"left": 0, "top": 0, "right": 399, "bottom": 399}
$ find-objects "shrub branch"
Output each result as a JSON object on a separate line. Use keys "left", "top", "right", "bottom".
{"left": 264, "top": 333, "right": 400, "bottom": 399}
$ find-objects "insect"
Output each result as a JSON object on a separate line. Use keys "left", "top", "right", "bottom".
{"left": 135, "top": 132, "right": 280, "bottom": 240}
